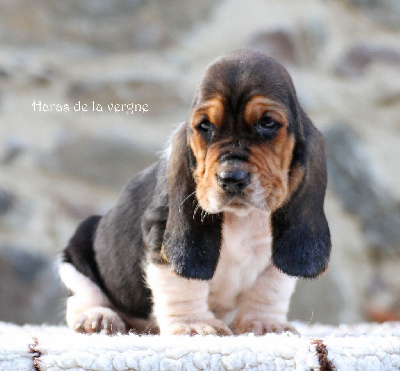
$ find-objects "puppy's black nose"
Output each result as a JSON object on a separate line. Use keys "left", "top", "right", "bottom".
{"left": 217, "top": 170, "right": 250, "bottom": 193}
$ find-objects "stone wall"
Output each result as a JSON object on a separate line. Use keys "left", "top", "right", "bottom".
{"left": 0, "top": 0, "right": 399, "bottom": 326}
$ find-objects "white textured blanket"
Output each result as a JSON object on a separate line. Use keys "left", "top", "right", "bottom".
{"left": 1, "top": 321, "right": 399, "bottom": 370}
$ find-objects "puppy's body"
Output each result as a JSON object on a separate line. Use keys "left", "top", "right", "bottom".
{"left": 60, "top": 50, "right": 331, "bottom": 335}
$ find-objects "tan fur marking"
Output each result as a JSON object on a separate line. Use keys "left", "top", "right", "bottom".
{"left": 194, "top": 144, "right": 221, "bottom": 211}
{"left": 244, "top": 95, "right": 288, "bottom": 127}
{"left": 248, "top": 126, "right": 295, "bottom": 211}
{"left": 190, "top": 98, "right": 225, "bottom": 129}
{"left": 189, "top": 98, "right": 225, "bottom": 208}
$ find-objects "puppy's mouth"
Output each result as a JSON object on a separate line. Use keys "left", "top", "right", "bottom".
{"left": 224, "top": 193, "right": 251, "bottom": 208}
{"left": 197, "top": 188, "right": 251, "bottom": 214}
{"left": 214, "top": 190, "right": 255, "bottom": 213}
{"left": 227, "top": 198, "right": 245, "bottom": 207}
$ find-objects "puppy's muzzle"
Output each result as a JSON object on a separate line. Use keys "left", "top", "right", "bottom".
{"left": 217, "top": 170, "right": 250, "bottom": 194}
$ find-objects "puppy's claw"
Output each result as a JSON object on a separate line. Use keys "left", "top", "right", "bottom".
{"left": 101, "top": 316, "right": 112, "bottom": 335}
{"left": 73, "top": 317, "right": 86, "bottom": 333}
{"left": 91, "top": 314, "right": 103, "bottom": 333}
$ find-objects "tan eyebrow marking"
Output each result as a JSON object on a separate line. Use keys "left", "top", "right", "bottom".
{"left": 190, "top": 98, "right": 225, "bottom": 129}
{"left": 244, "top": 95, "right": 288, "bottom": 126}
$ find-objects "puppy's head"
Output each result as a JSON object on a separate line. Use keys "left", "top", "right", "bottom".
{"left": 190, "top": 50, "right": 298, "bottom": 214}
{"left": 164, "top": 50, "right": 331, "bottom": 279}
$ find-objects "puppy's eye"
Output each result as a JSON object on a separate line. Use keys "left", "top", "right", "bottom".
{"left": 258, "top": 116, "right": 278, "bottom": 130}
{"left": 197, "top": 119, "right": 214, "bottom": 133}
{"left": 256, "top": 116, "right": 280, "bottom": 138}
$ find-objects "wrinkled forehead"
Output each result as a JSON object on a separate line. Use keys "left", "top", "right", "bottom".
{"left": 194, "top": 50, "right": 296, "bottom": 112}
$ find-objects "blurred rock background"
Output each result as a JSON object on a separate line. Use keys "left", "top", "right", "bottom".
{"left": 0, "top": 0, "right": 399, "bottom": 326}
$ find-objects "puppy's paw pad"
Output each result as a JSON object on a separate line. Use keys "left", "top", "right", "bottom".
{"left": 170, "top": 320, "right": 232, "bottom": 336}
{"left": 73, "top": 307, "right": 126, "bottom": 335}
{"left": 232, "top": 320, "right": 299, "bottom": 336}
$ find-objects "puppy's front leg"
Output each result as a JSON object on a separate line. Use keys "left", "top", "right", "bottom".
{"left": 232, "top": 265, "right": 298, "bottom": 335}
{"left": 146, "top": 263, "right": 232, "bottom": 335}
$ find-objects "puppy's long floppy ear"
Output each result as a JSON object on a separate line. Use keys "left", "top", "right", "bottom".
{"left": 162, "top": 124, "right": 222, "bottom": 280}
{"left": 272, "top": 110, "right": 331, "bottom": 278}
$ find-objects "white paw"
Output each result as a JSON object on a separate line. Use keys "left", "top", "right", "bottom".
{"left": 72, "top": 307, "right": 127, "bottom": 335}
{"left": 167, "top": 319, "right": 232, "bottom": 336}
{"left": 232, "top": 318, "right": 299, "bottom": 336}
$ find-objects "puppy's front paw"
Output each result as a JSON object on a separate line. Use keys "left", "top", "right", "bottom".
{"left": 73, "top": 307, "right": 127, "bottom": 335}
{"left": 232, "top": 318, "right": 299, "bottom": 336}
{"left": 168, "top": 319, "right": 232, "bottom": 336}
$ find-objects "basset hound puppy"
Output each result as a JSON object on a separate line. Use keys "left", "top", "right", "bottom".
{"left": 59, "top": 49, "right": 331, "bottom": 336}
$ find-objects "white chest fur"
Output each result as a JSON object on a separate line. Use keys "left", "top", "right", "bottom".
{"left": 208, "top": 208, "right": 272, "bottom": 322}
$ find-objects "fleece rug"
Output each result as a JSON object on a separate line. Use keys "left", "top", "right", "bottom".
{"left": 0, "top": 321, "right": 399, "bottom": 370}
